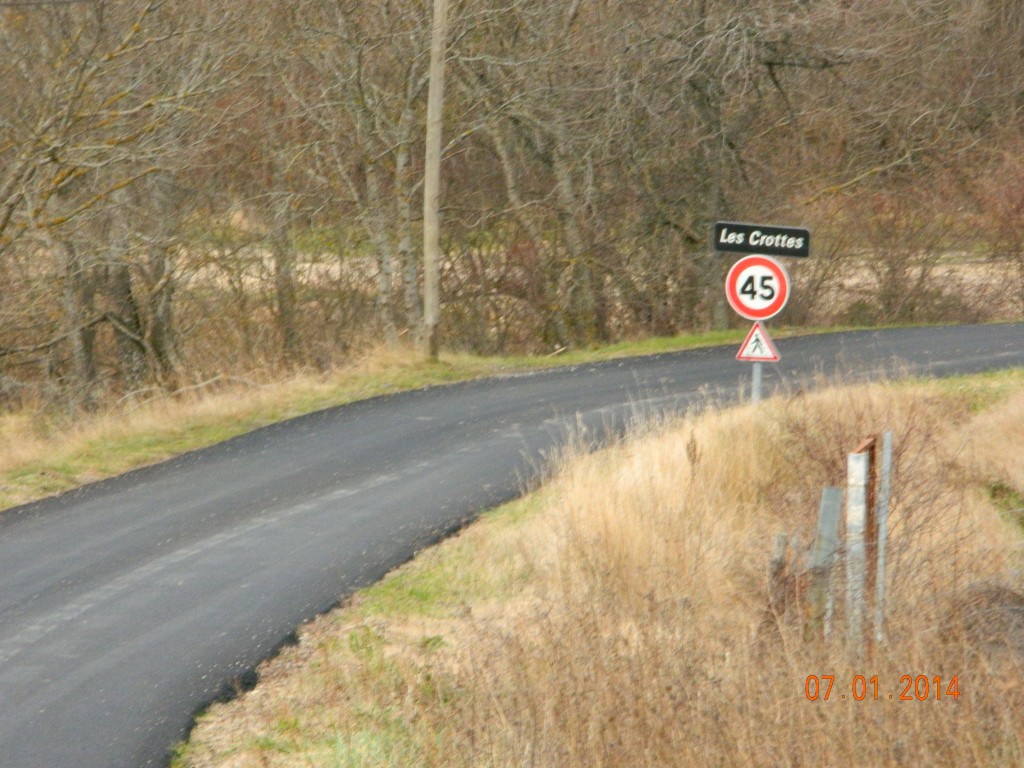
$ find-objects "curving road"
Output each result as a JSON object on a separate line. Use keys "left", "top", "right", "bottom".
{"left": 0, "top": 324, "right": 1021, "bottom": 767}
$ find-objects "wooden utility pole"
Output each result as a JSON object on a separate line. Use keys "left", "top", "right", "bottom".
{"left": 422, "top": 0, "right": 449, "bottom": 361}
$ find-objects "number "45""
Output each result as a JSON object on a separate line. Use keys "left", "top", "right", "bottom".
{"left": 739, "top": 275, "right": 776, "bottom": 302}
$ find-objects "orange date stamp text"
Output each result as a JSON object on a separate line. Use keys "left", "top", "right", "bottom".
{"left": 804, "top": 674, "right": 960, "bottom": 701}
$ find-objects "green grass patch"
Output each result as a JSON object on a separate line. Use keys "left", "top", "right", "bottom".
{"left": 357, "top": 494, "right": 543, "bottom": 620}
{"left": 989, "top": 481, "right": 1024, "bottom": 532}
{"left": 930, "top": 367, "right": 1024, "bottom": 412}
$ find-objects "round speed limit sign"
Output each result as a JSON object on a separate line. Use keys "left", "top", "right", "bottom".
{"left": 725, "top": 255, "right": 790, "bottom": 321}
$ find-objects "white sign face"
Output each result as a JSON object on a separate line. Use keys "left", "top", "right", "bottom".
{"left": 736, "top": 321, "right": 780, "bottom": 362}
{"left": 725, "top": 255, "right": 790, "bottom": 321}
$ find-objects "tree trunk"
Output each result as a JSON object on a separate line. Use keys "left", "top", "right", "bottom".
{"left": 62, "top": 241, "right": 98, "bottom": 410}
{"left": 552, "top": 127, "right": 606, "bottom": 344}
{"left": 107, "top": 263, "right": 148, "bottom": 390}
{"left": 396, "top": 138, "right": 421, "bottom": 333}
{"left": 364, "top": 159, "right": 398, "bottom": 342}
{"left": 273, "top": 244, "right": 299, "bottom": 364}
{"left": 145, "top": 248, "right": 178, "bottom": 386}
{"left": 271, "top": 174, "right": 300, "bottom": 364}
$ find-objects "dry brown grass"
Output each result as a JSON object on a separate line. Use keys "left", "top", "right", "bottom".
{"left": 0, "top": 332, "right": 756, "bottom": 511}
{"left": 179, "top": 376, "right": 1024, "bottom": 768}
{"left": 0, "top": 342, "right": 525, "bottom": 510}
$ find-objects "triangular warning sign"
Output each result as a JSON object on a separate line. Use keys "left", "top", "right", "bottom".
{"left": 736, "top": 321, "right": 780, "bottom": 362}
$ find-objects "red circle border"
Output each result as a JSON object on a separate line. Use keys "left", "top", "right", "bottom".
{"left": 725, "top": 255, "right": 790, "bottom": 321}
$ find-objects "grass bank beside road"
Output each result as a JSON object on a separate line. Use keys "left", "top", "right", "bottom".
{"left": 178, "top": 369, "right": 1024, "bottom": 768}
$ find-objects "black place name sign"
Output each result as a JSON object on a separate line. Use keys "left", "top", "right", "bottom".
{"left": 713, "top": 221, "right": 810, "bottom": 258}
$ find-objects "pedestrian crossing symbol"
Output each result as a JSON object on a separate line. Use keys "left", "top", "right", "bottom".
{"left": 736, "top": 321, "right": 780, "bottom": 362}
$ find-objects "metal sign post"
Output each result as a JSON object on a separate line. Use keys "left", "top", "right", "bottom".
{"left": 736, "top": 321, "right": 780, "bottom": 403}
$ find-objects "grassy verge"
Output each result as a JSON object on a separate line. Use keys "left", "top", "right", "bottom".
{"left": 0, "top": 328, "right": 776, "bottom": 512}
{"left": 9, "top": 320, "right": 969, "bottom": 512}
{"left": 177, "top": 369, "right": 1024, "bottom": 768}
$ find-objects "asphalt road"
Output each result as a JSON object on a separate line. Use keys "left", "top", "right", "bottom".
{"left": 0, "top": 324, "right": 1021, "bottom": 767}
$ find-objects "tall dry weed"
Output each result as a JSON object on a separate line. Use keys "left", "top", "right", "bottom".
{"left": 432, "top": 382, "right": 1024, "bottom": 767}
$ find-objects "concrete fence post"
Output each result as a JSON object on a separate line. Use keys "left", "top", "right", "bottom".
{"left": 846, "top": 451, "right": 870, "bottom": 652}
{"left": 806, "top": 487, "right": 843, "bottom": 640}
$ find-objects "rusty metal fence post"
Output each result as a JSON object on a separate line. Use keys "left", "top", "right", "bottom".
{"left": 875, "top": 431, "right": 893, "bottom": 644}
